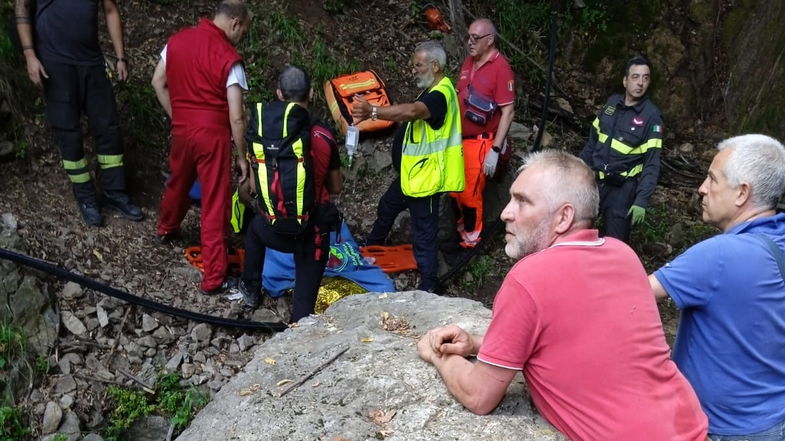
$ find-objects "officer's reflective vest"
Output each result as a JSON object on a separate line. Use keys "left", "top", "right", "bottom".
{"left": 400, "top": 76, "right": 464, "bottom": 197}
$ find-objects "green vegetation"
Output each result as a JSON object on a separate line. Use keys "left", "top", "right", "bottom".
{"left": 104, "top": 372, "right": 207, "bottom": 441}
{"left": 461, "top": 255, "right": 496, "bottom": 291}
{"left": 0, "top": 404, "right": 30, "bottom": 441}
{"left": 0, "top": 324, "right": 25, "bottom": 372}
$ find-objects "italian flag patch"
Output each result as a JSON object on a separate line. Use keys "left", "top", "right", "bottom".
{"left": 653, "top": 125, "right": 662, "bottom": 133}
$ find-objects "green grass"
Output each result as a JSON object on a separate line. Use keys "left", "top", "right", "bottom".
{"left": 0, "top": 405, "right": 30, "bottom": 441}
{"left": 104, "top": 372, "right": 207, "bottom": 441}
{"left": 0, "top": 324, "right": 25, "bottom": 372}
{"left": 461, "top": 255, "right": 496, "bottom": 292}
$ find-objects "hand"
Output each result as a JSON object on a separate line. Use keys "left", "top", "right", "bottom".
{"left": 628, "top": 205, "right": 646, "bottom": 225}
{"left": 418, "top": 325, "right": 475, "bottom": 361}
{"left": 350, "top": 95, "right": 370, "bottom": 123}
{"left": 483, "top": 148, "right": 499, "bottom": 177}
{"left": 24, "top": 55, "right": 48, "bottom": 87}
{"left": 236, "top": 156, "right": 249, "bottom": 184}
{"left": 116, "top": 59, "right": 128, "bottom": 82}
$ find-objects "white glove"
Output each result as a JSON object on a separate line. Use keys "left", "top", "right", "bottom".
{"left": 483, "top": 148, "right": 500, "bottom": 176}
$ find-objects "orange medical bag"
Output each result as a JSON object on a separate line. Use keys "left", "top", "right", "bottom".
{"left": 324, "top": 70, "right": 394, "bottom": 136}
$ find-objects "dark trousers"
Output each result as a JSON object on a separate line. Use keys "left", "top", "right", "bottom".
{"left": 42, "top": 60, "right": 125, "bottom": 202}
{"left": 241, "top": 215, "right": 329, "bottom": 322}
{"left": 366, "top": 177, "right": 441, "bottom": 292}
{"left": 599, "top": 179, "right": 637, "bottom": 242}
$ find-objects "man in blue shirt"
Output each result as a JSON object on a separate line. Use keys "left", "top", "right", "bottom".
{"left": 650, "top": 134, "right": 785, "bottom": 440}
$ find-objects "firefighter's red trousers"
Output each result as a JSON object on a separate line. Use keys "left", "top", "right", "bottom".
{"left": 157, "top": 123, "right": 231, "bottom": 291}
{"left": 450, "top": 135, "right": 493, "bottom": 235}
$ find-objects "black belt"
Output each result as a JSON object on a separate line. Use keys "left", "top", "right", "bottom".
{"left": 463, "top": 132, "right": 492, "bottom": 140}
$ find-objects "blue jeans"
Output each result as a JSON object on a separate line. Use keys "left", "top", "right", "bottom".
{"left": 710, "top": 417, "right": 785, "bottom": 441}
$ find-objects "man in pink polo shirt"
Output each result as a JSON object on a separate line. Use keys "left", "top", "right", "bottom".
{"left": 450, "top": 18, "right": 516, "bottom": 248}
{"left": 418, "top": 150, "right": 708, "bottom": 440}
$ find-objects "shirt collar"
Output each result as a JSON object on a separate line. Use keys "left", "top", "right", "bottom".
{"left": 726, "top": 212, "right": 785, "bottom": 235}
{"left": 549, "top": 229, "right": 605, "bottom": 248}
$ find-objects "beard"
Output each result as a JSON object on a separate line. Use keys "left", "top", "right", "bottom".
{"left": 416, "top": 70, "right": 434, "bottom": 89}
{"left": 505, "top": 221, "right": 550, "bottom": 260}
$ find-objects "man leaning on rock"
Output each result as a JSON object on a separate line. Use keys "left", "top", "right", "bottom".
{"left": 417, "top": 150, "right": 708, "bottom": 440}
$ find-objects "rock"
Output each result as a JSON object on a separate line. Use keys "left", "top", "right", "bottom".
{"left": 82, "top": 434, "right": 105, "bottom": 441}
{"left": 166, "top": 351, "right": 183, "bottom": 372}
{"left": 59, "top": 394, "right": 75, "bottom": 410}
{"left": 61, "top": 311, "right": 87, "bottom": 336}
{"left": 181, "top": 363, "right": 195, "bottom": 378}
{"left": 138, "top": 336, "right": 158, "bottom": 349}
{"left": 190, "top": 324, "right": 212, "bottom": 346}
{"left": 370, "top": 148, "right": 392, "bottom": 172}
{"left": 123, "top": 415, "right": 170, "bottom": 441}
{"left": 96, "top": 305, "right": 109, "bottom": 328}
{"left": 41, "top": 401, "right": 63, "bottom": 435}
{"left": 554, "top": 97, "right": 573, "bottom": 114}
{"left": 237, "top": 334, "right": 255, "bottom": 352}
{"left": 678, "top": 142, "right": 694, "bottom": 154}
{"left": 174, "top": 292, "right": 564, "bottom": 441}
{"left": 142, "top": 314, "right": 159, "bottom": 332}
{"left": 54, "top": 375, "right": 77, "bottom": 396}
{"left": 1, "top": 213, "right": 17, "bottom": 234}
{"left": 507, "top": 121, "right": 532, "bottom": 141}
{"left": 61, "top": 282, "right": 84, "bottom": 300}
{"left": 56, "top": 410, "right": 81, "bottom": 441}
{"left": 0, "top": 141, "right": 14, "bottom": 161}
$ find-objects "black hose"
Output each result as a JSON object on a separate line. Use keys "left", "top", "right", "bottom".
{"left": 532, "top": 11, "right": 558, "bottom": 152}
{"left": 0, "top": 247, "right": 288, "bottom": 332}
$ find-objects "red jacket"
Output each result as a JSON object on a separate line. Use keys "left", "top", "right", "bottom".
{"left": 166, "top": 18, "right": 242, "bottom": 127}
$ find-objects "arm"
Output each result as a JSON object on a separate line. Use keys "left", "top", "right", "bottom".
{"left": 417, "top": 327, "right": 515, "bottom": 415}
{"left": 15, "top": 0, "right": 48, "bottom": 86}
{"left": 579, "top": 117, "right": 599, "bottom": 165}
{"left": 102, "top": 0, "right": 127, "bottom": 81}
{"left": 326, "top": 169, "right": 343, "bottom": 196}
{"left": 228, "top": 84, "right": 248, "bottom": 184}
{"left": 494, "top": 104, "right": 514, "bottom": 148}
{"left": 352, "top": 96, "right": 430, "bottom": 123}
{"left": 151, "top": 58, "right": 171, "bottom": 118}
{"left": 648, "top": 274, "right": 671, "bottom": 302}
{"left": 632, "top": 120, "right": 663, "bottom": 207}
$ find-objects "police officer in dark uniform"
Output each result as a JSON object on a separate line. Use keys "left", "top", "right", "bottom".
{"left": 15, "top": 0, "right": 142, "bottom": 226}
{"left": 580, "top": 55, "right": 663, "bottom": 242}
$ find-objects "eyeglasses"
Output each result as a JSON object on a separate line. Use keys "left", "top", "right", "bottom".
{"left": 467, "top": 33, "right": 492, "bottom": 44}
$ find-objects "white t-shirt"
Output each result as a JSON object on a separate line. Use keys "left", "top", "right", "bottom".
{"left": 160, "top": 46, "right": 247, "bottom": 90}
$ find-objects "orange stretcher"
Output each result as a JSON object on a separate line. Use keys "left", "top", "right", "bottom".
{"left": 359, "top": 244, "right": 417, "bottom": 273}
{"left": 185, "top": 246, "right": 245, "bottom": 276}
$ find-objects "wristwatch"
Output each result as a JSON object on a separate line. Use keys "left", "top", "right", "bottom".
{"left": 371, "top": 106, "right": 378, "bottom": 121}
{"left": 491, "top": 145, "right": 501, "bottom": 153}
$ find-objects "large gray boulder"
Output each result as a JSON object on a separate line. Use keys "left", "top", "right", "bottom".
{"left": 176, "top": 291, "right": 564, "bottom": 441}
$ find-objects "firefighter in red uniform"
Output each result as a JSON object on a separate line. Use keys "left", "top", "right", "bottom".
{"left": 450, "top": 18, "right": 516, "bottom": 248}
{"left": 151, "top": 0, "right": 250, "bottom": 294}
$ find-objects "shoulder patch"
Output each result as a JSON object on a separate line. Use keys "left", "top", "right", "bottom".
{"left": 652, "top": 125, "right": 662, "bottom": 133}
{"left": 604, "top": 105, "right": 615, "bottom": 116}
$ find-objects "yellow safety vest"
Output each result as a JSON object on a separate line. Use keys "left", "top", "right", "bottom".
{"left": 400, "top": 76, "right": 464, "bottom": 197}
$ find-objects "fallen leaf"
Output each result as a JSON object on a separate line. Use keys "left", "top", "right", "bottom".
{"left": 276, "top": 379, "right": 293, "bottom": 386}
{"left": 264, "top": 357, "right": 276, "bottom": 365}
{"left": 361, "top": 337, "right": 374, "bottom": 343}
{"left": 369, "top": 408, "right": 397, "bottom": 425}
{"left": 238, "top": 384, "right": 261, "bottom": 396}
{"left": 93, "top": 249, "right": 104, "bottom": 262}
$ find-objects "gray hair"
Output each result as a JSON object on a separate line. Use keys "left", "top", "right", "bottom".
{"left": 472, "top": 18, "right": 497, "bottom": 39}
{"left": 415, "top": 40, "right": 447, "bottom": 71}
{"left": 717, "top": 134, "right": 785, "bottom": 209}
{"left": 278, "top": 65, "right": 311, "bottom": 102}
{"left": 518, "top": 150, "right": 599, "bottom": 223}
{"left": 215, "top": 0, "right": 249, "bottom": 21}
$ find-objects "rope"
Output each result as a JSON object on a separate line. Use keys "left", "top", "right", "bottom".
{"left": 0, "top": 247, "right": 288, "bottom": 332}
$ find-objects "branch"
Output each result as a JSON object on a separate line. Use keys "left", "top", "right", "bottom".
{"left": 278, "top": 345, "right": 349, "bottom": 397}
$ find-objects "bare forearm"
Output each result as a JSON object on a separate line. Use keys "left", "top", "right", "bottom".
{"left": 15, "top": 0, "right": 34, "bottom": 53}
{"left": 377, "top": 102, "right": 429, "bottom": 123}
{"left": 494, "top": 105, "right": 514, "bottom": 146}
{"left": 431, "top": 355, "right": 511, "bottom": 415}
{"left": 151, "top": 61, "right": 171, "bottom": 118}
{"left": 104, "top": 3, "right": 125, "bottom": 60}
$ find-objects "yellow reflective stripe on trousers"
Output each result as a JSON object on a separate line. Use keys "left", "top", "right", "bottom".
{"left": 610, "top": 136, "right": 662, "bottom": 155}
{"left": 67, "top": 172, "right": 91, "bottom": 183}
{"left": 97, "top": 154, "right": 123, "bottom": 169}
{"left": 592, "top": 118, "right": 608, "bottom": 143}
{"left": 62, "top": 158, "right": 88, "bottom": 170}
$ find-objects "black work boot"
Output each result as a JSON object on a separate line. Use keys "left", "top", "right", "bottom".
{"left": 238, "top": 279, "right": 260, "bottom": 308}
{"left": 78, "top": 200, "right": 104, "bottom": 226}
{"left": 103, "top": 191, "right": 143, "bottom": 221}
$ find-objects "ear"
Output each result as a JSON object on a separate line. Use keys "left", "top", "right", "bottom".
{"left": 308, "top": 88, "right": 315, "bottom": 102}
{"left": 276, "top": 89, "right": 284, "bottom": 101}
{"left": 432, "top": 60, "right": 439, "bottom": 74}
{"left": 736, "top": 182, "right": 752, "bottom": 207}
{"left": 622, "top": 75, "right": 628, "bottom": 89}
{"left": 553, "top": 203, "right": 576, "bottom": 235}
